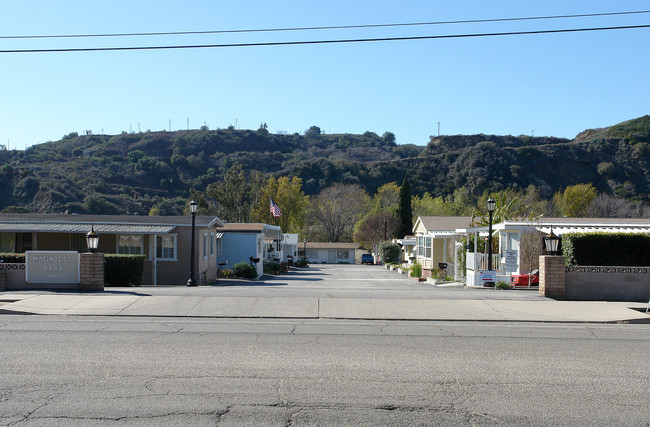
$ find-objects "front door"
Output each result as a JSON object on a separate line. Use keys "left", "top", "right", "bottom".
{"left": 328, "top": 250, "right": 336, "bottom": 264}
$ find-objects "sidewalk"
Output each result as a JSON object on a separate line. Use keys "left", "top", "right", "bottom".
{"left": 1, "top": 292, "right": 648, "bottom": 323}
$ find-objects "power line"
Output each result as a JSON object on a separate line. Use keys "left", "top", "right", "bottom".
{"left": 1, "top": 24, "right": 648, "bottom": 54}
{"left": 1, "top": 10, "right": 649, "bottom": 40}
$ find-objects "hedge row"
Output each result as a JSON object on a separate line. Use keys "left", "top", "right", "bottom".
{"left": 562, "top": 232, "right": 650, "bottom": 266}
{"left": 104, "top": 254, "right": 146, "bottom": 286}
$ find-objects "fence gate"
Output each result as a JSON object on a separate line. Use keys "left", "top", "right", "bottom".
{"left": 454, "top": 242, "right": 466, "bottom": 282}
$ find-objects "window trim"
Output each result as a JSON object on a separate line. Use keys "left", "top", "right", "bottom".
{"left": 156, "top": 234, "right": 177, "bottom": 261}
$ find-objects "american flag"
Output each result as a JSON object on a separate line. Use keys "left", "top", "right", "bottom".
{"left": 270, "top": 198, "right": 282, "bottom": 217}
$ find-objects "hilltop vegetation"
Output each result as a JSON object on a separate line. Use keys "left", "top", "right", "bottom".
{"left": 0, "top": 116, "right": 649, "bottom": 216}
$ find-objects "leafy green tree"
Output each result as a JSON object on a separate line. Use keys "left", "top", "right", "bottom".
{"left": 127, "top": 150, "right": 145, "bottom": 163}
{"left": 553, "top": 184, "right": 598, "bottom": 217}
{"left": 206, "top": 164, "right": 256, "bottom": 223}
{"left": 370, "top": 182, "right": 400, "bottom": 215}
{"left": 396, "top": 176, "right": 413, "bottom": 238}
{"left": 378, "top": 241, "right": 401, "bottom": 264}
{"left": 251, "top": 176, "right": 309, "bottom": 232}
{"left": 382, "top": 131, "right": 396, "bottom": 146}
{"left": 305, "top": 126, "right": 321, "bottom": 138}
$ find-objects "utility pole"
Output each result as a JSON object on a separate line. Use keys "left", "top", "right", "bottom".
{"left": 437, "top": 122, "right": 440, "bottom": 136}
{"left": 187, "top": 118, "right": 189, "bottom": 130}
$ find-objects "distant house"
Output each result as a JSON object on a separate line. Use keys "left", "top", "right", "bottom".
{"left": 299, "top": 242, "right": 359, "bottom": 264}
{"left": 215, "top": 223, "right": 285, "bottom": 277}
{"left": 0, "top": 213, "right": 224, "bottom": 287}
{"left": 411, "top": 216, "right": 472, "bottom": 279}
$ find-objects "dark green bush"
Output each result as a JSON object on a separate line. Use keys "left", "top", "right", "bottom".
{"left": 410, "top": 263, "right": 422, "bottom": 278}
{"left": 263, "top": 260, "right": 280, "bottom": 274}
{"left": 562, "top": 232, "right": 650, "bottom": 266}
{"left": 496, "top": 281, "right": 511, "bottom": 289}
{"left": 105, "top": 254, "right": 146, "bottom": 286}
{"left": 0, "top": 253, "right": 25, "bottom": 263}
{"left": 294, "top": 257, "right": 309, "bottom": 267}
{"left": 234, "top": 262, "right": 258, "bottom": 279}
{"left": 378, "top": 241, "right": 401, "bottom": 264}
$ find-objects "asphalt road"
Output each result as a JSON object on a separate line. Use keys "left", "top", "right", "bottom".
{"left": 98, "top": 264, "right": 547, "bottom": 300}
{"left": 1, "top": 315, "right": 648, "bottom": 426}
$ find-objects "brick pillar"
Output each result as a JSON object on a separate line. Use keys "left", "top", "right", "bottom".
{"left": 539, "top": 255, "right": 565, "bottom": 299}
{"left": 80, "top": 253, "right": 104, "bottom": 291}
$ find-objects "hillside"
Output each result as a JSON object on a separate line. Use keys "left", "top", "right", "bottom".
{"left": 0, "top": 117, "right": 649, "bottom": 215}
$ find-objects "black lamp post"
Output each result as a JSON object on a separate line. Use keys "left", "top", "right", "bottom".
{"left": 86, "top": 225, "right": 99, "bottom": 253}
{"left": 303, "top": 239, "right": 306, "bottom": 258}
{"left": 544, "top": 227, "right": 560, "bottom": 255}
{"left": 186, "top": 200, "right": 198, "bottom": 287}
{"left": 486, "top": 197, "right": 496, "bottom": 273}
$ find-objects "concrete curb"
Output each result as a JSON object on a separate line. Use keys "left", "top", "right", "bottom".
{"left": 1, "top": 294, "right": 648, "bottom": 324}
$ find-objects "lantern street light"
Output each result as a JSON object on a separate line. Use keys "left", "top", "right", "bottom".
{"left": 544, "top": 227, "right": 560, "bottom": 255}
{"left": 186, "top": 200, "right": 198, "bottom": 287}
{"left": 86, "top": 225, "right": 99, "bottom": 253}
{"left": 303, "top": 239, "right": 307, "bottom": 259}
{"left": 486, "top": 197, "right": 496, "bottom": 286}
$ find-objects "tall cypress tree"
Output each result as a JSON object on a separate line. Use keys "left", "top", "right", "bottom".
{"left": 397, "top": 176, "right": 413, "bottom": 238}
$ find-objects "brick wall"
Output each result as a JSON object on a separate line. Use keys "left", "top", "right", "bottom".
{"left": 539, "top": 255, "right": 566, "bottom": 299}
{"left": 80, "top": 253, "right": 104, "bottom": 291}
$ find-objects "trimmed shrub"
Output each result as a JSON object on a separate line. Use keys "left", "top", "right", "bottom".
{"left": 0, "top": 253, "right": 26, "bottom": 263}
{"left": 562, "top": 232, "right": 650, "bottom": 266}
{"left": 264, "top": 260, "right": 280, "bottom": 274}
{"left": 105, "top": 254, "right": 146, "bottom": 286}
{"left": 234, "top": 262, "right": 258, "bottom": 279}
{"left": 496, "top": 281, "right": 511, "bottom": 289}
{"left": 410, "top": 263, "right": 422, "bottom": 278}
{"left": 294, "top": 257, "right": 309, "bottom": 267}
{"left": 378, "top": 241, "right": 401, "bottom": 264}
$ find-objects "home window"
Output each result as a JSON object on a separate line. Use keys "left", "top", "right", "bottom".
{"left": 118, "top": 235, "right": 143, "bottom": 255}
{"left": 216, "top": 236, "right": 222, "bottom": 256}
{"left": 156, "top": 235, "right": 176, "bottom": 260}
{"left": 336, "top": 250, "right": 349, "bottom": 259}
{"left": 210, "top": 232, "right": 215, "bottom": 257}
{"left": 0, "top": 233, "right": 15, "bottom": 253}
{"left": 306, "top": 249, "right": 318, "bottom": 259}
{"left": 425, "top": 237, "right": 432, "bottom": 258}
{"left": 417, "top": 236, "right": 425, "bottom": 257}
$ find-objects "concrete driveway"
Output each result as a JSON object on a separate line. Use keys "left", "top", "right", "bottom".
{"left": 1, "top": 264, "right": 648, "bottom": 322}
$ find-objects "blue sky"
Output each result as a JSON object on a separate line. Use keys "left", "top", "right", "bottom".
{"left": 1, "top": 1, "right": 649, "bottom": 150}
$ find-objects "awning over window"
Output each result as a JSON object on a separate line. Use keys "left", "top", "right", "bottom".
{"left": 214, "top": 232, "right": 223, "bottom": 239}
{"left": 0, "top": 223, "right": 176, "bottom": 234}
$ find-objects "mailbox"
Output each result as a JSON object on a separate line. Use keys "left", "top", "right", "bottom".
{"left": 438, "top": 263, "right": 448, "bottom": 270}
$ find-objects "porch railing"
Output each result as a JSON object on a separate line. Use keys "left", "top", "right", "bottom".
{"left": 466, "top": 253, "right": 502, "bottom": 272}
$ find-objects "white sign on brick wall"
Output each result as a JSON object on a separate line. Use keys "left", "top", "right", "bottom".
{"left": 26, "top": 251, "right": 80, "bottom": 284}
